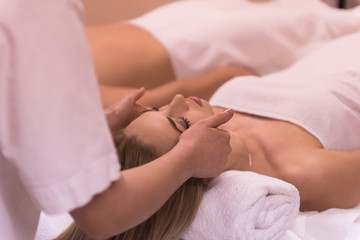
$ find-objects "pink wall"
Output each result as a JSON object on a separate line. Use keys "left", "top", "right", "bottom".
{"left": 83, "top": 0, "right": 179, "bottom": 25}
{"left": 83, "top": 0, "right": 359, "bottom": 25}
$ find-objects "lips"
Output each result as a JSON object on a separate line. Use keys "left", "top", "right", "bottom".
{"left": 188, "top": 96, "right": 203, "bottom": 107}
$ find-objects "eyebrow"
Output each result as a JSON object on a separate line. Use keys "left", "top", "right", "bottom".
{"left": 142, "top": 109, "right": 183, "bottom": 134}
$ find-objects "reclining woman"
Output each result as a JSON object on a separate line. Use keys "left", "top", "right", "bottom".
{"left": 57, "top": 32, "right": 360, "bottom": 240}
{"left": 88, "top": 0, "right": 360, "bottom": 108}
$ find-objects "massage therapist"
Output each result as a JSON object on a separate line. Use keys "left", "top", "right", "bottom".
{"left": 0, "top": 1, "right": 233, "bottom": 239}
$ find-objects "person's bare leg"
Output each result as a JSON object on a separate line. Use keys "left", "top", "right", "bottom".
{"left": 87, "top": 24, "right": 257, "bottom": 108}
{"left": 87, "top": 23, "right": 176, "bottom": 89}
{"left": 100, "top": 65, "right": 256, "bottom": 108}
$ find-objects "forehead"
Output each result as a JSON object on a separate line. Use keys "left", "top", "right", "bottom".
{"left": 124, "top": 111, "right": 179, "bottom": 153}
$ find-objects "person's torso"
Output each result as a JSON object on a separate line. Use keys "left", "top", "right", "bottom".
{"left": 216, "top": 108, "right": 322, "bottom": 178}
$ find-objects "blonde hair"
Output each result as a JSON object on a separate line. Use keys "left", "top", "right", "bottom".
{"left": 55, "top": 131, "right": 206, "bottom": 240}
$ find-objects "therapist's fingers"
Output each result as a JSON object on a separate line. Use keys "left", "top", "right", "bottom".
{"left": 132, "top": 104, "right": 147, "bottom": 119}
{"left": 199, "top": 108, "right": 234, "bottom": 128}
{"left": 104, "top": 88, "right": 148, "bottom": 130}
{"left": 119, "top": 87, "right": 146, "bottom": 119}
{"left": 128, "top": 87, "right": 146, "bottom": 103}
{"left": 105, "top": 87, "right": 145, "bottom": 112}
{"left": 178, "top": 109, "right": 234, "bottom": 178}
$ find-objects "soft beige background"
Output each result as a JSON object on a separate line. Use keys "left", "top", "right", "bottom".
{"left": 83, "top": 0, "right": 179, "bottom": 25}
{"left": 83, "top": 0, "right": 359, "bottom": 25}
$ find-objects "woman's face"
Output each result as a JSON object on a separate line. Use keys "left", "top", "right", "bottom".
{"left": 124, "top": 94, "right": 214, "bottom": 154}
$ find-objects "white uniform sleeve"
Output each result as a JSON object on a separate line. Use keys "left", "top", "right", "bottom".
{"left": 0, "top": 0, "right": 120, "bottom": 214}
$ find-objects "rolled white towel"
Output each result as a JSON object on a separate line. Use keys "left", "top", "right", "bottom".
{"left": 181, "top": 171, "right": 300, "bottom": 240}
{"left": 36, "top": 171, "right": 299, "bottom": 240}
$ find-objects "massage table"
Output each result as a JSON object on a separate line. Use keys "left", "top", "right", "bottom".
{"left": 36, "top": 0, "right": 360, "bottom": 239}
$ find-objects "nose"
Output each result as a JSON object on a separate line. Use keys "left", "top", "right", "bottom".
{"left": 167, "top": 94, "right": 189, "bottom": 113}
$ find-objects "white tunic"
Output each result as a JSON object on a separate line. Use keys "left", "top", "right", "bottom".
{"left": 211, "top": 32, "right": 360, "bottom": 151}
{"left": 130, "top": 0, "right": 360, "bottom": 78}
{"left": 0, "top": 1, "right": 120, "bottom": 239}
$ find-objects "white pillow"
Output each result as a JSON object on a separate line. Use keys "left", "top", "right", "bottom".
{"left": 181, "top": 171, "right": 300, "bottom": 240}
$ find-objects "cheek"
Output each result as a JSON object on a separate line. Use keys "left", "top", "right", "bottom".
{"left": 138, "top": 128, "right": 179, "bottom": 155}
{"left": 203, "top": 101, "right": 214, "bottom": 114}
{"left": 190, "top": 112, "right": 213, "bottom": 125}
{"left": 126, "top": 119, "right": 179, "bottom": 155}
{"left": 155, "top": 135, "right": 179, "bottom": 155}
{"left": 191, "top": 102, "right": 214, "bottom": 124}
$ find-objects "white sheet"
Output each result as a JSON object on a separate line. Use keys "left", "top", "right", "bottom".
{"left": 130, "top": 0, "right": 360, "bottom": 78}
{"left": 287, "top": 204, "right": 360, "bottom": 240}
{"left": 35, "top": 192, "right": 360, "bottom": 240}
{"left": 35, "top": 212, "right": 73, "bottom": 240}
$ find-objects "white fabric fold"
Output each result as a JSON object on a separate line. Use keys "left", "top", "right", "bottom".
{"left": 288, "top": 204, "right": 360, "bottom": 240}
{"left": 35, "top": 212, "right": 73, "bottom": 240}
{"left": 210, "top": 32, "right": 360, "bottom": 151}
{"left": 130, "top": 0, "right": 360, "bottom": 78}
{"left": 181, "top": 171, "right": 300, "bottom": 240}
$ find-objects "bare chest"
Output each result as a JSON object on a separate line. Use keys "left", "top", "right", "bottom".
{"left": 216, "top": 108, "right": 323, "bottom": 177}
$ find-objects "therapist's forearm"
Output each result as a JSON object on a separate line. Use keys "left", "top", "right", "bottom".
{"left": 70, "top": 146, "right": 193, "bottom": 239}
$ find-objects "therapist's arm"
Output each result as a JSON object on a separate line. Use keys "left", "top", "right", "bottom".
{"left": 70, "top": 109, "right": 234, "bottom": 239}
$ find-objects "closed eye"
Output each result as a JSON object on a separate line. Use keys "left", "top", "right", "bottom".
{"left": 142, "top": 107, "right": 190, "bottom": 134}
{"left": 166, "top": 117, "right": 183, "bottom": 134}
{"left": 179, "top": 117, "right": 191, "bottom": 129}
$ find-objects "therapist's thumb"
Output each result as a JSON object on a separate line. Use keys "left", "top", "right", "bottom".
{"left": 202, "top": 108, "right": 234, "bottom": 128}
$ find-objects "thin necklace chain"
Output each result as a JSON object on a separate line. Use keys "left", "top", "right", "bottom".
{"left": 238, "top": 135, "right": 252, "bottom": 168}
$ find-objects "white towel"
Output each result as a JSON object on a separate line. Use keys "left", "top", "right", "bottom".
{"left": 35, "top": 212, "right": 73, "bottom": 240}
{"left": 36, "top": 171, "right": 299, "bottom": 240}
{"left": 130, "top": 0, "right": 360, "bottom": 78}
{"left": 181, "top": 171, "right": 300, "bottom": 240}
{"left": 210, "top": 32, "right": 360, "bottom": 151}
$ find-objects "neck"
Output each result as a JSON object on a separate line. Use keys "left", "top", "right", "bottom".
{"left": 224, "top": 131, "right": 252, "bottom": 171}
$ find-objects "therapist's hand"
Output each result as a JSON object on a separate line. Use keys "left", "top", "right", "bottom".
{"left": 177, "top": 108, "right": 234, "bottom": 179}
{"left": 104, "top": 87, "right": 147, "bottom": 132}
